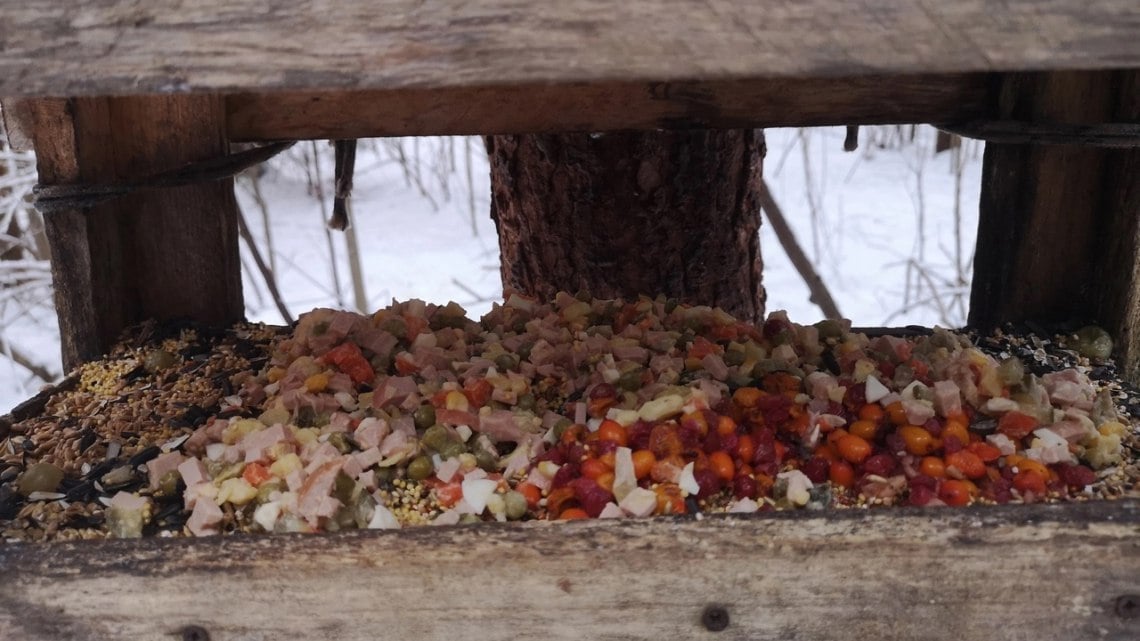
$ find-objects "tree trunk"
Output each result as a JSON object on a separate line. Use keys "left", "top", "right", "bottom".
{"left": 487, "top": 130, "right": 766, "bottom": 322}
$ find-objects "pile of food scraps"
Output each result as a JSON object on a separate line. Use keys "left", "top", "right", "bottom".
{"left": 1, "top": 293, "right": 1137, "bottom": 541}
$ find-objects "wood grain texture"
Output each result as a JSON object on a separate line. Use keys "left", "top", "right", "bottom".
{"left": 1092, "top": 72, "right": 1140, "bottom": 381}
{"left": 1, "top": 501, "right": 1137, "bottom": 641}
{"left": 969, "top": 71, "right": 1140, "bottom": 381}
{"left": 225, "top": 74, "right": 993, "bottom": 141}
{"left": 4, "top": 96, "right": 244, "bottom": 370}
{"left": 0, "top": 1, "right": 1137, "bottom": 98}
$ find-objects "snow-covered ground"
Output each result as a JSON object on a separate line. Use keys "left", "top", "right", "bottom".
{"left": 1, "top": 126, "right": 983, "bottom": 412}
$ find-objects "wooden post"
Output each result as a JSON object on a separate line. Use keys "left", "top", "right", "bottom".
{"left": 4, "top": 96, "right": 243, "bottom": 370}
{"left": 969, "top": 71, "right": 1140, "bottom": 379}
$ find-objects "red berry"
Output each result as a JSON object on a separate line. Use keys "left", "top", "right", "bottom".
{"left": 801, "top": 457, "right": 831, "bottom": 483}
{"left": 861, "top": 453, "right": 897, "bottom": 477}
{"left": 732, "top": 474, "right": 759, "bottom": 499}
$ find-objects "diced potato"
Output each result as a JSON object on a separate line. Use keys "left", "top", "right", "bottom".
{"left": 217, "top": 477, "right": 258, "bottom": 506}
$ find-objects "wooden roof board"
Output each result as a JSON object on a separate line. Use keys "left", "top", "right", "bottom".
{"left": 1, "top": 501, "right": 1138, "bottom": 640}
{"left": 0, "top": 1, "right": 1137, "bottom": 98}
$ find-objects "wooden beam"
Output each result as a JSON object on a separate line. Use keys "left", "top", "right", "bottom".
{"left": 1, "top": 502, "right": 1137, "bottom": 640}
{"left": 968, "top": 71, "right": 1140, "bottom": 380}
{"left": 1, "top": 1, "right": 1137, "bottom": 98}
{"left": 2, "top": 97, "right": 243, "bottom": 370}
{"left": 226, "top": 74, "right": 992, "bottom": 141}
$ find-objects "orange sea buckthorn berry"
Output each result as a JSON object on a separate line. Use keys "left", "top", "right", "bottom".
{"left": 732, "top": 387, "right": 765, "bottom": 409}
{"left": 849, "top": 419, "right": 879, "bottom": 441}
{"left": 858, "top": 404, "right": 885, "bottom": 424}
{"left": 596, "top": 471, "right": 615, "bottom": 493}
{"left": 1013, "top": 469, "right": 1047, "bottom": 494}
{"left": 886, "top": 401, "right": 909, "bottom": 426}
{"left": 944, "top": 450, "right": 986, "bottom": 479}
{"left": 580, "top": 457, "right": 608, "bottom": 480}
{"left": 813, "top": 443, "right": 839, "bottom": 462}
{"left": 939, "top": 479, "right": 977, "bottom": 506}
{"left": 708, "top": 451, "right": 735, "bottom": 482}
{"left": 516, "top": 482, "right": 542, "bottom": 509}
{"left": 1011, "top": 457, "right": 1049, "bottom": 479}
{"left": 997, "top": 411, "right": 1039, "bottom": 441}
{"left": 918, "top": 456, "right": 946, "bottom": 478}
{"left": 596, "top": 420, "right": 628, "bottom": 447}
{"left": 734, "top": 434, "right": 755, "bottom": 463}
{"left": 829, "top": 460, "right": 855, "bottom": 488}
{"left": 836, "top": 434, "right": 872, "bottom": 464}
{"left": 598, "top": 450, "right": 617, "bottom": 470}
{"left": 967, "top": 442, "right": 1002, "bottom": 463}
{"left": 942, "top": 419, "right": 970, "bottom": 448}
{"left": 826, "top": 428, "right": 849, "bottom": 447}
{"left": 559, "top": 507, "right": 590, "bottom": 520}
{"left": 631, "top": 449, "right": 657, "bottom": 480}
{"left": 899, "top": 425, "right": 937, "bottom": 456}
{"left": 716, "top": 415, "right": 738, "bottom": 437}
{"left": 773, "top": 440, "right": 789, "bottom": 462}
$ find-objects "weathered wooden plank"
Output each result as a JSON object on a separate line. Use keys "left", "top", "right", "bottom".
{"left": 225, "top": 74, "right": 992, "bottom": 141}
{"left": 1, "top": 502, "right": 1138, "bottom": 641}
{"left": 3, "top": 96, "right": 244, "bottom": 370}
{"left": 968, "top": 70, "right": 1140, "bottom": 380}
{"left": 1, "top": 1, "right": 1137, "bottom": 98}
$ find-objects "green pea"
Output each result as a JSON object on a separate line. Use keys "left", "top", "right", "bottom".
{"left": 421, "top": 424, "right": 456, "bottom": 453}
{"left": 997, "top": 357, "right": 1025, "bottom": 387}
{"left": 494, "top": 353, "right": 519, "bottom": 372}
{"left": 813, "top": 319, "right": 844, "bottom": 340}
{"left": 474, "top": 448, "right": 498, "bottom": 471}
{"left": 504, "top": 490, "right": 528, "bottom": 521}
{"left": 413, "top": 404, "right": 437, "bottom": 431}
{"left": 1075, "top": 325, "right": 1113, "bottom": 360}
{"left": 143, "top": 349, "right": 178, "bottom": 373}
{"left": 516, "top": 393, "right": 537, "bottom": 412}
{"left": 156, "top": 470, "right": 181, "bottom": 497}
{"left": 407, "top": 455, "right": 434, "bottom": 481}
{"left": 327, "top": 431, "right": 353, "bottom": 454}
{"left": 17, "top": 463, "right": 63, "bottom": 496}
{"left": 617, "top": 368, "right": 644, "bottom": 392}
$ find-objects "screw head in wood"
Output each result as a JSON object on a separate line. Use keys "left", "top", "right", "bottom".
{"left": 178, "top": 624, "right": 211, "bottom": 641}
{"left": 1116, "top": 594, "right": 1140, "bottom": 620}
{"left": 701, "top": 605, "right": 730, "bottom": 632}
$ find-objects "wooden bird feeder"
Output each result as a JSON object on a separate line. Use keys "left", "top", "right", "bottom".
{"left": 1, "top": 2, "right": 1138, "bottom": 640}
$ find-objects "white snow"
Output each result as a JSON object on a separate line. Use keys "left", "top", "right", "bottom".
{"left": 1, "top": 127, "right": 982, "bottom": 412}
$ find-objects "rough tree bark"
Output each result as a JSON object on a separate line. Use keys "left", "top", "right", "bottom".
{"left": 487, "top": 130, "right": 766, "bottom": 322}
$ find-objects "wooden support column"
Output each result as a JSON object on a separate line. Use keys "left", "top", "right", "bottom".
{"left": 969, "top": 71, "right": 1140, "bottom": 379}
{"left": 4, "top": 96, "right": 243, "bottom": 370}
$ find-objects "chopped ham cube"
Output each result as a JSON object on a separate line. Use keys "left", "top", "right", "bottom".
{"left": 239, "top": 424, "right": 290, "bottom": 463}
{"left": 177, "top": 458, "right": 209, "bottom": 488}
{"left": 353, "top": 417, "right": 390, "bottom": 450}
{"left": 618, "top": 487, "right": 658, "bottom": 517}
{"left": 147, "top": 451, "right": 185, "bottom": 490}
{"left": 372, "top": 376, "right": 419, "bottom": 409}
{"left": 353, "top": 447, "right": 384, "bottom": 470}
{"left": 296, "top": 460, "right": 345, "bottom": 525}
{"left": 597, "top": 502, "right": 624, "bottom": 518}
{"left": 932, "top": 381, "right": 962, "bottom": 417}
{"left": 187, "top": 498, "right": 225, "bottom": 536}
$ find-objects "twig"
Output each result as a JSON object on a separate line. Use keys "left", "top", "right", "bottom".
{"left": 0, "top": 374, "right": 77, "bottom": 439}
{"left": 759, "top": 179, "right": 843, "bottom": 320}
{"left": 936, "top": 120, "right": 1140, "bottom": 148}
{"left": 0, "top": 333, "right": 58, "bottom": 383}
{"left": 33, "top": 141, "right": 295, "bottom": 213}
{"left": 343, "top": 200, "right": 369, "bottom": 314}
{"left": 236, "top": 206, "right": 294, "bottom": 325}
{"left": 329, "top": 139, "right": 357, "bottom": 231}
{"left": 451, "top": 278, "right": 496, "bottom": 304}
